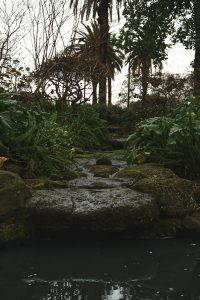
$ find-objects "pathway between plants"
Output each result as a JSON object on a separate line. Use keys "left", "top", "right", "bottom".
{"left": 28, "top": 150, "right": 158, "bottom": 233}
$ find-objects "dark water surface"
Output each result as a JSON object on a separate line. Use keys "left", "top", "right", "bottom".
{"left": 1, "top": 237, "right": 200, "bottom": 299}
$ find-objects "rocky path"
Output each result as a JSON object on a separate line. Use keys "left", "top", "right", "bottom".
{"left": 26, "top": 150, "right": 200, "bottom": 236}
{"left": 28, "top": 151, "right": 159, "bottom": 233}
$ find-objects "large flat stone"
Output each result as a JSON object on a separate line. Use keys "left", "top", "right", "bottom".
{"left": 27, "top": 178, "right": 159, "bottom": 232}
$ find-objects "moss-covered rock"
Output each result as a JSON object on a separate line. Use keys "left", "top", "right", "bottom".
{"left": 115, "top": 164, "right": 197, "bottom": 218}
{"left": 115, "top": 163, "right": 176, "bottom": 181}
{"left": 88, "top": 165, "right": 119, "bottom": 178}
{"left": 133, "top": 177, "right": 196, "bottom": 217}
{"left": 0, "top": 213, "right": 32, "bottom": 244}
{"left": 61, "top": 167, "right": 80, "bottom": 181}
{"left": 0, "top": 171, "right": 31, "bottom": 219}
{"left": 96, "top": 156, "right": 112, "bottom": 166}
{"left": 182, "top": 213, "right": 200, "bottom": 233}
{"left": 2, "top": 159, "right": 24, "bottom": 176}
{"left": 153, "top": 218, "right": 182, "bottom": 235}
{"left": 25, "top": 178, "right": 69, "bottom": 189}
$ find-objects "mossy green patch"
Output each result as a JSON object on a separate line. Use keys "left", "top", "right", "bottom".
{"left": 88, "top": 165, "right": 119, "bottom": 178}
{"left": 0, "top": 213, "right": 32, "bottom": 243}
{"left": 153, "top": 218, "right": 182, "bottom": 235}
{"left": 133, "top": 176, "right": 196, "bottom": 217}
{"left": 115, "top": 163, "right": 176, "bottom": 181}
{"left": 25, "top": 178, "right": 68, "bottom": 189}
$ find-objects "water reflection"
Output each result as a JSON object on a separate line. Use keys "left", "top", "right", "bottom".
{"left": 25, "top": 279, "right": 132, "bottom": 300}
{"left": 2, "top": 238, "right": 200, "bottom": 299}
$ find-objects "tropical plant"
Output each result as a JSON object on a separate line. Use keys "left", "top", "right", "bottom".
{"left": 70, "top": 0, "right": 124, "bottom": 104}
{"left": 127, "top": 97, "right": 200, "bottom": 179}
{"left": 120, "top": 0, "right": 169, "bottom": 106}
{"left": 76, "top": 21, "right": 124, "bottom": 105}
{"left": 58, "top": 104, "right": 109, "bottom": 149}
{"left": 119, "top": 0, "right": 200, "bottom": 97}
{"left": 0, "top": 97, "right": 74, "bottom": 177}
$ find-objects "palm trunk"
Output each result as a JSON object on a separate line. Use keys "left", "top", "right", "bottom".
{"left": 92, "top": 80, "right": 98, "bottom": 105}
{"left": 108, "top": 77, "right": 112, "bottom": 106}
{"left": 97, "top": 0, "right": 110, "bottom": 105}
{"left": 141, "top": 58, "right": 149, "bottom": 107}
{"left": 127, "top": 63, "right": 131, "bottom": 109}
{"left": 194, "top": 0, "right": 200, "bottom": 96}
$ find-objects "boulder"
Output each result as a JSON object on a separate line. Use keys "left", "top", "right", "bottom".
{"left": 96, "top": 156, "right": 112, "bottom": 166}
{"left": 182, "top": 213, "right": 200, "bottom": 233}
{"left": 115, "top": 164, "right": 176, "bottom": 181}
{"left": 27, "top": 177, "right": 159, "bottom": 233}
{"left": 0, "top": 170, "right": 31, "bottom": 219}
{"left": 0, "top": 213, "right": 32, "bottom": 244}
{"left": 115, "top": 164, "right": 197, "bottom": 218}
{"left": 133, "top": 177, "right": 196, "bottom": 217}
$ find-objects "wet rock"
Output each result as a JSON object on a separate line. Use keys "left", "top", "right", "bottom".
{"left": 96, "top": 156, "right": 112, "bottom": 166}
{"left": 0, "top": 170, "right": 31, "bottom": 219}
{"left": 88, "top": 165, "right": 119, "bottom": 178}
{"left": 109, "top": 138, "right": 126, "bottom": 150}
{"left": 115, "top": 164, "right": 197, "bottom": 218}
{"left": 27, "top": 178, "right": 159, "bottom": 233}
{"left": 25, "top": 178, "right": 68, "bottom": 189}
{"left": 133, "top": 177, "right": 196, "bottom": 217}
{"left": 0, "top": 213, "right": 32, "bottom": 244}
{"left": 153, "top": 218, "right": 182, "bottom": 235}
{"left": 115, "top": 164, "right": 176, "bottom": 181}
{"left": 182, "top": 213, "right": 200, "bottom": 233}
{"left": 68, "top": 177, "right": 127, "bottom": 189}
{"left": 0, "top": 171, "right": 32, "bottom": 244}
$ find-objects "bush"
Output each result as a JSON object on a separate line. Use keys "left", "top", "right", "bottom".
{"left": 0, "top": 98, "right": 73, "bottom": 177}
{"left": 127, "top": 97, "right": 200, "bottom": 179}
{"left": 58, "top": 104, "right": 109, "bottom": 149}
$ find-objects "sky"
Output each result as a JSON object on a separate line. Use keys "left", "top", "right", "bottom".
{"left": 113, "top": 43, "right": 194, "bottom": 102}
{"left": 2, "top": 0, "right": 195, "bottom": 103}
{"left": 104, "top": 11, "right": 195, "bottom": 101}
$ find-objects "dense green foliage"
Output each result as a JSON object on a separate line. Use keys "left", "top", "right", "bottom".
{"left": 127, "top": 97, "right": 200, "bottom": 179}
{"left": 0, "top": 98, "right": 73, "bottom": 177}
{"left": 0, "top": 95, "right": 108, "bottom": 178}
{"left": 119, "top": 0, "right": 200, "bottom": 96}
{"left": 96, "top": 102, "right": 172, "bottom": 134}
{"left": 58, "top": 104, "right": 108, "bottom": 149}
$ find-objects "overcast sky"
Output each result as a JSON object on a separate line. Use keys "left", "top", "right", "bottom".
{"left": 3, "top": 0, "right": 195, "bottom": 102}
{"left": 113, "top": 43, "right": 194, "bottom": 101}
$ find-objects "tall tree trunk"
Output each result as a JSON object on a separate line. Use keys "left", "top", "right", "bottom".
{"left": 194, "top": 0, "right": 200, "bottom": 96}
{"left": 141, "top": 58, "right": 149, "bottom": 107}
{"left": 127, "top": 63, "right": 131, "bottom": 109}
{"left": 92, "top": 80, "right": 98, "bottom": 105}
{"left": 97, "top": 0, "right": 110, "bottom": 105}
{"left": 108, "top": 77, "right": 112, "bottom": 106}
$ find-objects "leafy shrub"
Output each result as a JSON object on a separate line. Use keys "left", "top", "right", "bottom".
{"left": 58, "top": 104, "right": 108, "bottom": 149}
{"left": 95, "top": 102, "right": 174, "bottom": 135}
{"left": 127, "top": 97, "right": 200, "bottom": 179}
{"left": 0, "top": 98, "right": 73, "bottom": 177}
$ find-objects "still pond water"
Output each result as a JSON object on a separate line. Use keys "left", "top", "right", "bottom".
{"left": 1, "top": 236, "right": 200, "bottom": 300}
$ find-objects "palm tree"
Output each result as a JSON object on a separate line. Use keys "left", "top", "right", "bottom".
{"left": 76, "top": 21, "right": 124, "bottom": 105}
{"left": 76, "top": 22, "right": 101, "bottom": 105}
{"left": 70, "top": 0, "right": 123, "bottom": 105}
{"left": 106, "top": 34, "right": 124, "bottom": 105}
